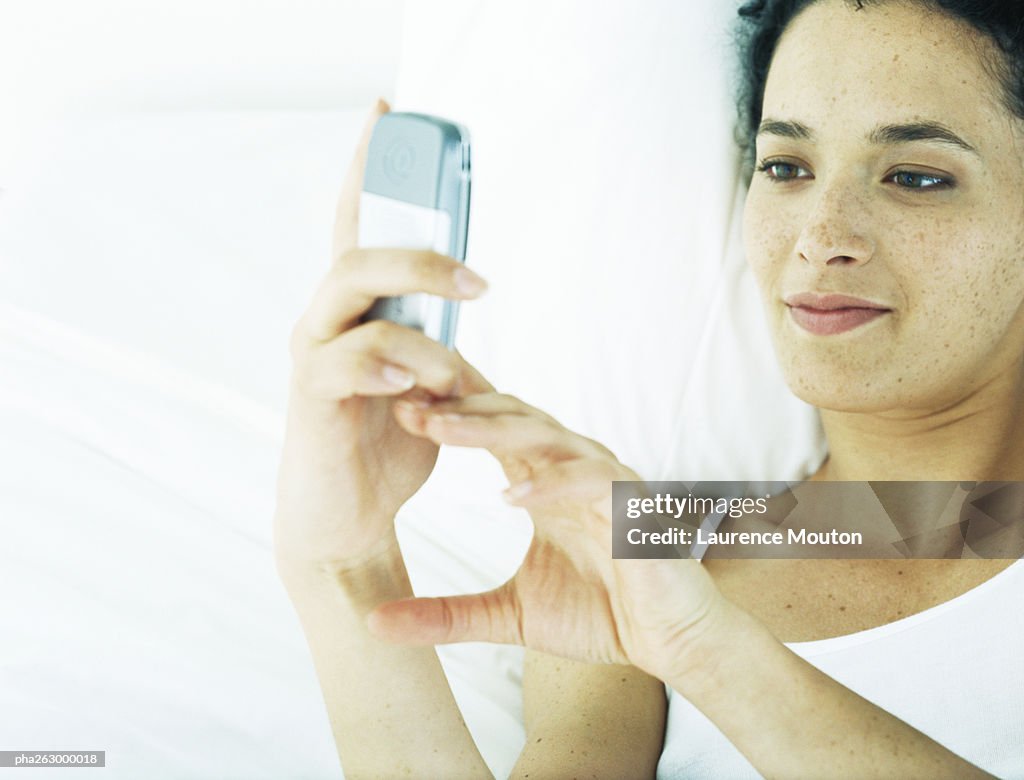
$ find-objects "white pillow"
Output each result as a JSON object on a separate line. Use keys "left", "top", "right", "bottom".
{"left": 393, "top": 0, "right": 827, "bottom": 481}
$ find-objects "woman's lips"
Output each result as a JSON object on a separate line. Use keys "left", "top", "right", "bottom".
{"left": 783, "top": 293, "right": 892, "bottom": 336}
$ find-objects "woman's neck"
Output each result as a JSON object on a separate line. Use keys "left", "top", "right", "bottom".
{"left": 815, "top": 360, "right": 1024, "bottom": 482}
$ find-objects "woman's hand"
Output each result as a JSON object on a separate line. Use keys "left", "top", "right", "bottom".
{"left": 371, "top": 391, "right": 739, "bottom": 684}
{"left": 273, "top": 99, "right": 493, "bottom": 574}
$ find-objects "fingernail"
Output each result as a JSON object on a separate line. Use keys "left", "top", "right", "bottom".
{"left": 503, "top": 481, "right": 533, "bottom": 502}
{"left": 454, "top": 267, "right": 488, "bottom": 297}
{"left": 381, "top": 364, "right": 415, "bottom": 390}
{"left": 375, "top": 97, "right": 390, "bottom": 114}
{"left": 440, "top": 413, "right": 464, "bottom": 423}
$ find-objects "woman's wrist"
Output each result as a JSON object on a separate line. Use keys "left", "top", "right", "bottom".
{"left": 658, "top": 598, "right": 777, "bottom": 701}
{"left": 275, "top": 528, "right": 412, "bottom": 613}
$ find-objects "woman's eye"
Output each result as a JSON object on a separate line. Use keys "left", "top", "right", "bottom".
{"left": 889, "top": 171, "right": 951, "bottom": 190}
{"left": 756, "top": 158, "right": 954, "bottom": 192}
{"left": 756, "top": 159, "right": 810, "bottom": 182}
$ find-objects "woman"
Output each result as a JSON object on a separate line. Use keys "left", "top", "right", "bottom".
{"left": 273, "top": 0, "right": 1024, "bottom": 776}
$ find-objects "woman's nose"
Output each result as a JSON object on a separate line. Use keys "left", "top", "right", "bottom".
{"left": 794, "top": 185, "right": 876, "bottom": 268}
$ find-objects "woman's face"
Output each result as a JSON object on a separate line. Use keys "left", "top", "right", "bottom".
{"left": 743, "top": 0, "right": 1024, "bottom": 413}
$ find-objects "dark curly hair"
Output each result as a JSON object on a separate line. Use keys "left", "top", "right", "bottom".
{"left": 733, "top": 0, "right": 1024, "bottom": 171}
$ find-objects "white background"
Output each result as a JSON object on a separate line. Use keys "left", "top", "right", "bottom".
{"left": 0, "top": 1, "right": 404, "bottom": 176}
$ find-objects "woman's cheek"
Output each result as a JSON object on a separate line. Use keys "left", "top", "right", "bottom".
{"left": 742, "top": 192, "right": 789, "bottom": 292}
{"left": 945, "top": 232, "right": 1020, "bottom": 337}
{"left": 910, "top": 231, "right": 1024, "bottom": 390}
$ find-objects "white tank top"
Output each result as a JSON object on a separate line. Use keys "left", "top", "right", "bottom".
{"left": 657, "top": 557, "right": 1024, "bottom": 779}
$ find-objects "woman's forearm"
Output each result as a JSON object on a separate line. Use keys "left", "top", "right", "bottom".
{"left": 668, "top": 606, "right": 994, "bottom": 779}
{"left": 509, "top": 652, "right": 666, "bottom": 779}
{"left": 276, "top": 530, "right": 492, "bottom": 780}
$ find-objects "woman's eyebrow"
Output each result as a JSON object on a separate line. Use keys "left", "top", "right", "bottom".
{"left": 757, "top": 118, "right": 980, "bottom": 157}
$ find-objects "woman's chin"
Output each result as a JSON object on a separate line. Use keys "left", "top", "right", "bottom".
{"left": 780, "top": 373, "right": 907, "bottom": 414}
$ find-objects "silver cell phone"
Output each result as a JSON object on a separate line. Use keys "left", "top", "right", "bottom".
{"left": 358, "top": 111, "right": 472, "bottom": 349}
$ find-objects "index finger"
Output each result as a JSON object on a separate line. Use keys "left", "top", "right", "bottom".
{"left": 332, "top": 97, "right": 391, "bottom": 262}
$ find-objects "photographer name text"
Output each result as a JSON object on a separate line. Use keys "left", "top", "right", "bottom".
{"left": 626, "top": 527, "right": 864, "bottom": 546}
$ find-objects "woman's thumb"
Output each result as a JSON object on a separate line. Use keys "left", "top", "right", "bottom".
{"left": 366, "top": 587, "right": 521, "bottom": 646}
